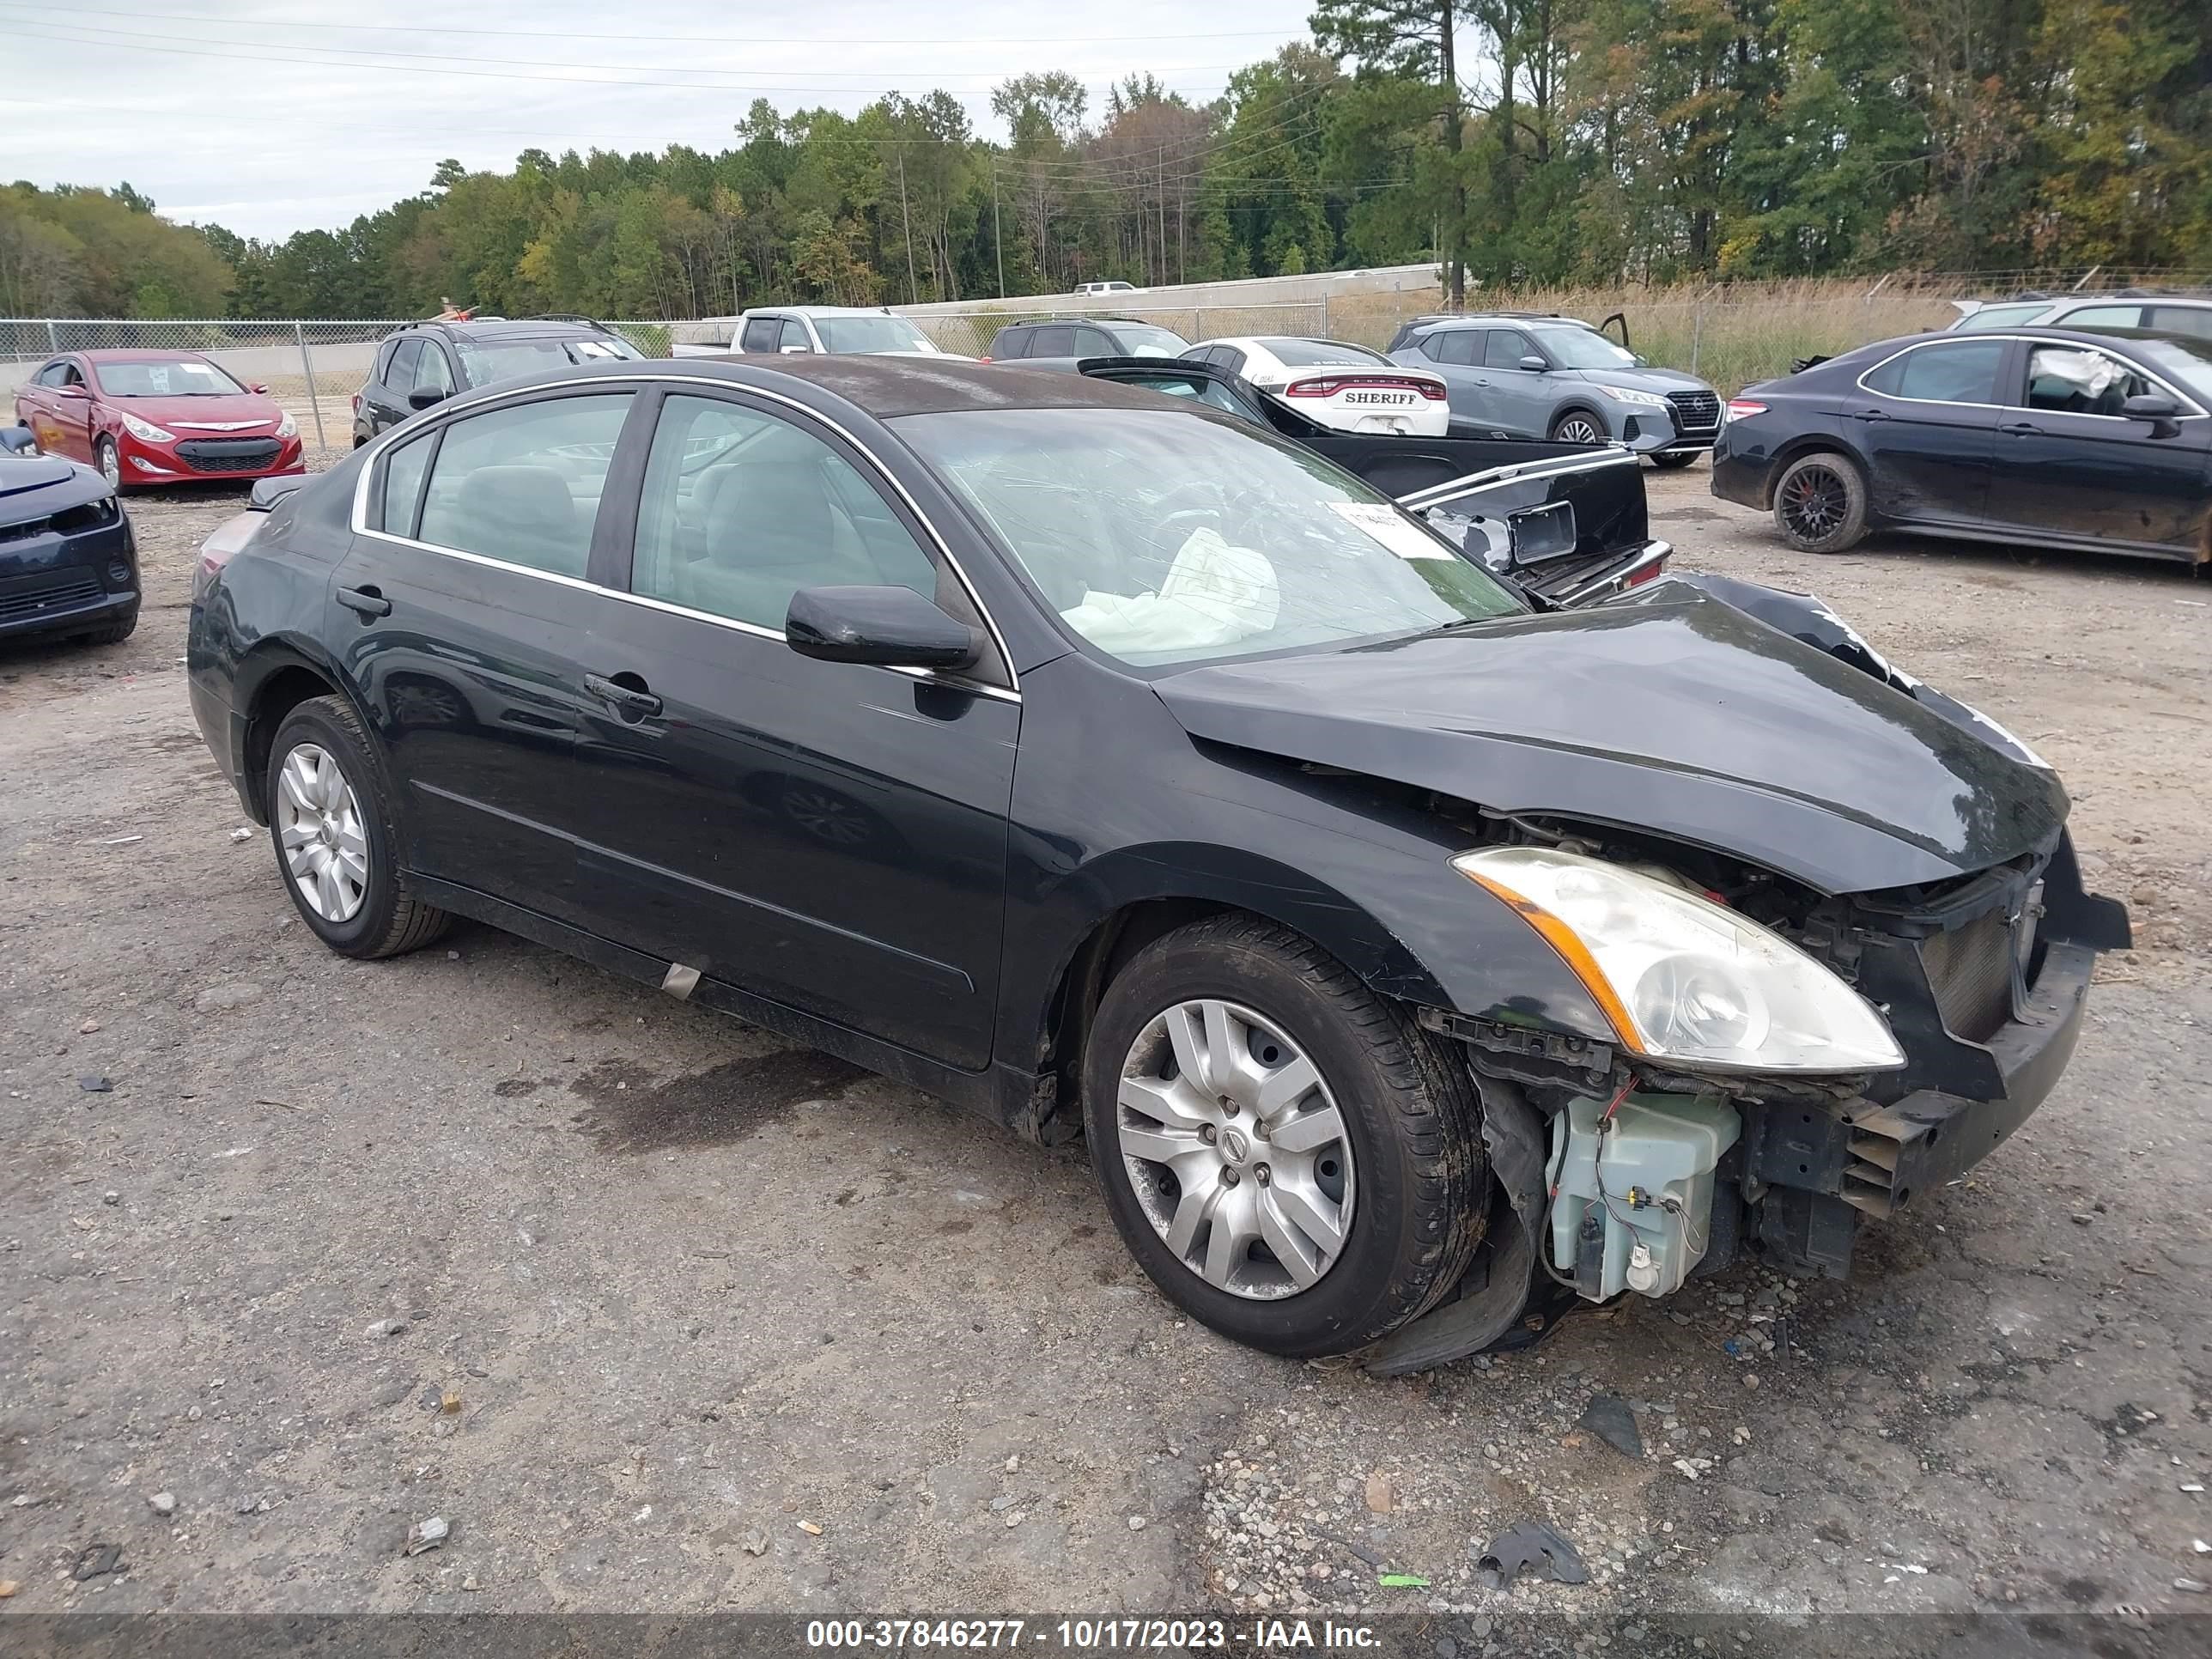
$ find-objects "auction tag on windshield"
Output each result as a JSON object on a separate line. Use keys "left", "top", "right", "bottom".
{"left": 1329, "top": 500, "right": 1453, "bottom": 559}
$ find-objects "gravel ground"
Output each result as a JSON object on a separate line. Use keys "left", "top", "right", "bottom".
{"left": 2, "top": 455, "right": 2209, "bottom": 1645}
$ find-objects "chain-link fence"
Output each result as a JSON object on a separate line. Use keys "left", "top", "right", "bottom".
{"left": 1, "top": 318, "right": 678, "bottom": 453}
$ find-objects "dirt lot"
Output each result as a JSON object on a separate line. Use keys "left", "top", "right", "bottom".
{"left": 3, "top": 456, "right": 2209, "bottom": 1644}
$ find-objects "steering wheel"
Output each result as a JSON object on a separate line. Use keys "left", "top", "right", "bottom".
{"left": 1147, "top": 479, "right": 1231, "bottom": 559}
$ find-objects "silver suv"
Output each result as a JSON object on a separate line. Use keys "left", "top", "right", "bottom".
{"left": 1386, "top": 314, "right": 1723, "bottom": 467}
{"left": 1948, "top": 293, "right": 2212, "bottom": 338}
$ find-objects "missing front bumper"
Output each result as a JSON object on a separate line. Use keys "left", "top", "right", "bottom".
{"left": 1743, "top": 937, "right": 2096, "bottom": 1264}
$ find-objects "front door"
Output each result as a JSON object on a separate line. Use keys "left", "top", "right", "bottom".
{"left": 1848, "top": 337, "right": 2010, "bottom": 525}
{"left": 565, "top": 390, "right": 1018, "bottom": 1070}
{"left": 331, "top": 386, "right": 636, "bottom": 927}
{"left": 1986, "top": 340, "right": 2212, "bottom": 553}
{"left": 1478, "top": 327, "right": 1554, "bottom": 437}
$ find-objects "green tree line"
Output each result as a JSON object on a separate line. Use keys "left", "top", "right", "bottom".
{"left": 5, "top": 0, "right": 2206, "bottom": 320}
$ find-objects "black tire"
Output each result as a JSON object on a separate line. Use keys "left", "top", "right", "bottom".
{"left": 94, "top": 436, "right": 124, "bottom": 493}
{"left": 73, "top": 610, "right": 137, "bottom": 645}
{"left": 1547, "top": 410, "right": 1607, "bottom": 445}
{"left": 264, "top": 694, "right": 450, "bottom": 959}
{"left": 1771, "top": 451, "right": 1869, "bottom": 553}
{"left": 1650, "top": 450, "right": 1700, "bottom": 470}
{"left": 1082, "top": 915, "right": 1487, "bottom": 1358}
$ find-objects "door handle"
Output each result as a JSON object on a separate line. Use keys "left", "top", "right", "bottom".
{"left": 1999, "top": 421, "right": 2040, "bottom": 435}
{"left": 584, "top": 672, "right": 662, "bottom": 719}
{"left": 1849, "top": 408, "right": 1889, "bottom": 422}
{"left": 336, "top": 585, "right": 391, "bottom": 617}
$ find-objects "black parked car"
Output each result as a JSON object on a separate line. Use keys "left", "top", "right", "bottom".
{"left": 1075, "top": 356, "right": 1670, "bottom": 606}
{"left": 0, "top": 422, "right": 138, "bottom": 647}
{"left": 1715, "top": 326, "right": 2212, "bottom": 561}
{"left": 350, "top": 317, "right": 643, "bottom": 445}
{"left": 983, "top": 316, "right": 1192, "bottom": 370}
{"left": 188, "top": 357, "right": 2127, "bottom": 1368}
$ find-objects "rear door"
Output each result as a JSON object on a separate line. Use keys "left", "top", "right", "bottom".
{"left": 1847, "top": 337, "right": 2010, "bottom": 526}
{"left": 1985, "top": 339, "right": 2211, "bottom": 551}
{"left": 1423, "top": 329, "right": 1492, "bottom": 426}
{"left": 562, "top": 388, "right": 1019, "bottom": 1069}
{"left": 331, "top": 386, "right": 638, "bottom": 927}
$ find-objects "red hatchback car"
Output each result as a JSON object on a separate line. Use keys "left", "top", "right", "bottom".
{"left": 15, "top": 350, "right": 305, "bottom": 489}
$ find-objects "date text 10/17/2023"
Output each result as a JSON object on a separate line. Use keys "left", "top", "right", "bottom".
{"left": 805, "top": 1618, "right": 1384, "bottom": 1650}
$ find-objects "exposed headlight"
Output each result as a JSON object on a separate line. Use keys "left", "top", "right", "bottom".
{"left": 1452, "top": 846, "right": 1905, "bottom": 1074}
{"left": 118, "top": 411, "right": 175, "bottom": 443}
{"left": 1604, "top": 386, "right": 1672, "bottom": 410}
{"left": 276, "top": 411, "right": 298, "bottom": 439}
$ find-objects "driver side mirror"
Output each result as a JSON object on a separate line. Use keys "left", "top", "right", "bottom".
{"left": 1518, "top": 355, "right": 1547, "bottom": 373}
{"left": 0, "top": 423, "right": 35, "bottom": 455}
{"left": 407, "top": 386, "right": 448, "bottom": 410}
{"left": 779, "top": 343, "right": 811, "bottom": 356}
{"left": 2122, "top": 392, "right": 2181, "bottom": 437}
{"left": 251, "top": 383, "right": 269, "bottom": 394}
{"left": 787, "top": 585, "right": 980, "bottom": 671}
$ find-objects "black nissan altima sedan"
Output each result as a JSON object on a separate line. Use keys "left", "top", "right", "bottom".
{"left": 1715, "top": 325, "right": 2212, "bottom": 562}
{"left": 187, "top": 356, "right": 2129, "bottom": 1369}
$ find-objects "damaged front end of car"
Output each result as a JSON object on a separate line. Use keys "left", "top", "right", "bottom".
{"left": 1353, "top": 579, "right": 2132, "bottom": 1371}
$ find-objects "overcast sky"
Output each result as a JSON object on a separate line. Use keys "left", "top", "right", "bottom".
{"left": 3, "top": 0, "right": 1317, "bottom": 240}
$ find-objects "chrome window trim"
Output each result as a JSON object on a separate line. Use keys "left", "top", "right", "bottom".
{"left": 1855, "top": 333, "right": 2209, "bottom": 419}
{"left": 347, "top": 371, "right": 1022, "bottom": 702}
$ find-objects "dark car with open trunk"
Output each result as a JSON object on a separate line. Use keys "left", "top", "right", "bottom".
{"left": 186, "top": 356, "right": 2129, "bottom": 1369}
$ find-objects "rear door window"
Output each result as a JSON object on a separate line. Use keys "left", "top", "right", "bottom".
{"left": 379, "top": 431, "right": 434, "bottom": 536}
{"left": 739, "top": 317, "right": 782, "bottom": 353}
{"left": 2056, "top": 305, "right": 2142, "bottom": 330}
{"left": 1863, "top": 340, "right": 2006, "bottom": 404}
{"left": 412, "top": 392, "right": 634, "bottom": 579}
{"left": 1029, "top": 325, "right": 1076, "bottom": 357}
{"left": 1214, "top": 346, "right": 1249, "bottom": 377}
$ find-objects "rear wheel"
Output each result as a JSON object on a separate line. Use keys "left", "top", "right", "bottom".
{"left": 1548, "top": 410, "right": 1606, "bottom": 445}
{"left": 264, "top": 695, "right": 450, "bottom": 959}
{"left": 1772, "top": 451, "right": 1869, "bottom": 553}
{"left": 1082, "top": 915, "right": 1486, "bottom": 1358}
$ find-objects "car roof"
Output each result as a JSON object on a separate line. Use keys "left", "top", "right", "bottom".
{"left": 395, "top": 319, "right": 612, "bottom": 342}
{"left": 741, "top": 305, "right": 904, "bottom": 318}
{"left": 447, "top": 353, "right": 1202, "bottom": 420}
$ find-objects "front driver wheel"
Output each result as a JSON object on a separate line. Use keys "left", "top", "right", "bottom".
{"left": 94, "top": 436, "right": 122, "bottom": 490}
{"left": 1548, "top": 411, "right": 1606, "bottom": 445}
{"left": 1650, "top": 451, "right": 1700, "bottom": 470}
{"left": 1772, "top": 451, "right": 1869, "bottom": 552}
{"left": 264, "top": 695, "right": 451, "bottom": 958}
{"left": 1083, "top": 915, "right": 1486, "bottom": 1357}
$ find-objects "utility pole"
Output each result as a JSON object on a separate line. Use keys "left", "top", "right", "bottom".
{"left": 993, "top": 158, "right": 1006, "bottom": 299}
{"left": 1439, "top": 0, "right": 1466, "bottom": 307}
{"left": 897, "top": 152, "right": 919, "bottom": 306}
{"left": 1157, "top": 145, "right": 1168, "bottom": 288}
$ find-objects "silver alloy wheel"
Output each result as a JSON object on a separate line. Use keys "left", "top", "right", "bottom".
{"left": 96, "top": 440, "right": 120, "bottom": 487}
{"left": 275, "top": 741, "right": 369, "bottom": 923}
{"left": 1553, "top": 416, "right": 1603, "bottom": 444}
{"left": 1117, "top": 998, "right": 1355, "bottom": 1299}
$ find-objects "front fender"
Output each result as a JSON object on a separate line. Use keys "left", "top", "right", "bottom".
{"left": 994, "top": 652, "right": 1619, "bottom": 1076}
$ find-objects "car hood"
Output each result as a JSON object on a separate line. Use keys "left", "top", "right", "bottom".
{"left": 109, "top": 392, "right": 283, "bottom": 428}
{"left": 0, "top": 453, "right": 108, "bottom": 519}
{"left": 1153, "top": 590, "right": 2067, "bottom": 895}
{"left": 1565, "top": 366, "right": 1711, "bottom": 396}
